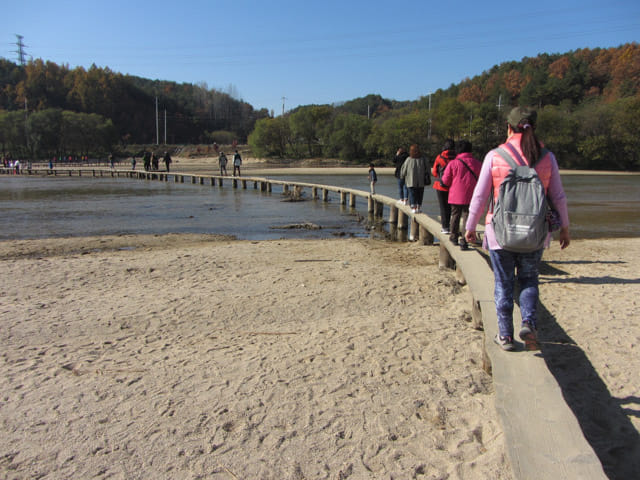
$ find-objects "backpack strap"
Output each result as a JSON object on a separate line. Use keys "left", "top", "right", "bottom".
{"left": 457, "top": 158, "right": 478, "bottom": 180}
{"left": 494, "top": 147, "right": 519, "bottom": 169}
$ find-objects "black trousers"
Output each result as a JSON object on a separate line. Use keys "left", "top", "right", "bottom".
{"left": 436, "top": 189, "right": 451, "bottom": 230}
{"left": 449, "top": 204, "right": 469, "bottom": 245}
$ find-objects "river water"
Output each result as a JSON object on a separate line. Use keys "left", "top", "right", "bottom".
{"left": 1, "top": 172, "right": 638, "bottom": 241}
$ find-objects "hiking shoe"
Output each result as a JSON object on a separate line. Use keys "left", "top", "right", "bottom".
{"left": 494, "top": 334, "right": 515, "bottom": 351}
{"left": 519, "top": 322, "right": 540, "bottom": 351}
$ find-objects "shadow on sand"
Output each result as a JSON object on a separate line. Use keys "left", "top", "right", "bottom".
{"left": 535, "top": 266, "right": 640, "bottom": 479}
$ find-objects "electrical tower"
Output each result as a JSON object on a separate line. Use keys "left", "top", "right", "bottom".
{"left": 14, "top": 34, "right": 27, "bottom": 66}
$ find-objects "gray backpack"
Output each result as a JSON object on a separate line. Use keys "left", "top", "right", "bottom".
{"left": 491, "top": 145, "right": 549, "bottom": 252}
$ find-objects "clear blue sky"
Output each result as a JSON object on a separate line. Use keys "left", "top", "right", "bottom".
{"left": 3, "top": 0, "right": 639, "bottom": 115}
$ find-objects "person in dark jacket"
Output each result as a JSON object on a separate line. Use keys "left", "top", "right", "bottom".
{"left": 393, "top": 147, "right": 409, "bottom": 204}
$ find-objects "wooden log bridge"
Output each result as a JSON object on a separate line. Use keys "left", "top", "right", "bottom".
{"left": 1, "top": 166, "right": 607, "bottom": 479}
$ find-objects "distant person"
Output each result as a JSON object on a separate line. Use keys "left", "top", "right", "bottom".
{"left": 49, "top": 157, "right": 54, "bottom": 170}
{"left": 465, "top": 106, "right": 571, "bottom": 352}
{"left": 399, "top": 144, "right": 430, "bottom": 214}
{"left": 109, "top": 154, "right": 114, "bottom": 169}
{"left": 14, "top": 159, "right": 20, "bottom": 174}
{"left": 368, "top": 163, "right": 377, "bottom": 194}
{"left": 143, "top": 151, "right": 151, "bottom": 171}
{"left": 219, "top": 152, "right": 228, "bottom": 176}
{"left": 441, "top": 140, "right": 481, "bottom": 250}
{"left": 151, "top": 153, "right": 159, "bottom": 171}
{"left": 233, "top": 150, "right": 242, "bottom": 176}
{"left": 131, "top": 156, "right": 136, "bottom": 170}
{"left": 163, "top": 151, "right": 172, "bottom": 172}
{"left": 393, "top": 147, "right": 409, "bottom": 205}
{"left": 432, "top": 139, "right": 456, "bottom": 234}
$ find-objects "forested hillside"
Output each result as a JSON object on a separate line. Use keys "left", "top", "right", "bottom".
{"left": 0, "top": 59, "right": 269, "bottom": 158}
{"left": 250, "top": 44, "right": 640, "bottom": 170}
{"left": 1, "top": 44, "right": 639, "bottom": 170}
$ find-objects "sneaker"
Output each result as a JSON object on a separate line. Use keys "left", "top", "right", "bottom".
{"left": 494, "top": 334, "right": 515, "bottom": 351}
{"left": 411, "top": 208, "right": 417, "bottom": 214}
{"left": 441, "top": 228, "right": 450, "bottom": 234}
{"left": 519, "top": 322, "right": 540, "bottom": 351}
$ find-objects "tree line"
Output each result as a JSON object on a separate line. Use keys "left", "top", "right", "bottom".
{"left": 249, "top": 44, "right": 640, "bottom": 170}
{"left": 1, "top": 44, "right": 638, "bottom": 170}
{"left": 0, "top": 58, "right": 269, "bottom": 159}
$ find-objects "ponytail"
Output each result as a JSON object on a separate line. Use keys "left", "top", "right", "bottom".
{"left": 507, "top": 107, "right": 541, "bottom": 165}
{"left": 516, "top": 124, "right": 541, "bottom": 166}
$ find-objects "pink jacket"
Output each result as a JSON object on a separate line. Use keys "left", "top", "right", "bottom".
{"left": 441, "top": 152, "right": 482, "bottom": 205}
{"left": 465, "top": 133, "right": 569, "bottom": 250}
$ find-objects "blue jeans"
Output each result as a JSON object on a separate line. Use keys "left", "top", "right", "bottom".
{"left": 408, "top": 187, "right": 424, "bottom": 207}
{"left": 397, "top": 178, "right": 408, "bottom": 200}
{"left": 489, "top": 248, "right": 544, "bottom": 337}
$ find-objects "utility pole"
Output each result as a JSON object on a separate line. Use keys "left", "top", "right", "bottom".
{"left": 164, "top": 109, "right": 167, "bottom": 145}
{"left": 496, "top": 94, "right": 503, "bottom": 137}
{"left": 428, "top": 93, "right": 432, "bottom": 140}
{"left": 281, "top": 96, "right": 287, "bottom": 116}
{"left": 155, "top": 97, "right": 159, "bottom": 145}
{"left": 14, "top": 34, "right": 27, "bottom": 66}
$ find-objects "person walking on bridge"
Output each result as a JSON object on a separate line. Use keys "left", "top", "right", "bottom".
{"left": 465, "top": 107, "right": 571, "bottom": 352}
{"left": 233, "top": 150, "right": 242, "bottom": 177}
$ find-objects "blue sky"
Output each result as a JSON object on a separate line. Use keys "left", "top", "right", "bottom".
{"left": 3, "top": 0, "right": 639, "bottom": 115}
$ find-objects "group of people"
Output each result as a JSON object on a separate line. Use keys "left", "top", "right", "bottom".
{"left": 136, "top": 151, "right": 172, "bottom": 172}
{"left": 218, "top": 150, "right": 243, "bottom": 176}
{"left": 2, "top": 155, "right": 28, "bottom": 174}
{"left": 390, "top": 107, "right": 571, "bottom": 352}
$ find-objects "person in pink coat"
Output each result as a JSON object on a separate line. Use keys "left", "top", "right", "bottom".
{"left": 441, "top": 140, "right": 482, "bottom": 250}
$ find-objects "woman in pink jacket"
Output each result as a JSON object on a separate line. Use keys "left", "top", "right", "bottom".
{"left": 465, "top": 107, "right": 570, "bottom": 352}
{"left": 441, "top": 140, "right": 481, "bottom": 250}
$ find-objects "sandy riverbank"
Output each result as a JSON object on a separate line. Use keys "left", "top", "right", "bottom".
{"left": 1, "top": 234, "right": 638, "bottom": 478}
{"left": 1, "top": 235, "right": 508, "bottom": 479}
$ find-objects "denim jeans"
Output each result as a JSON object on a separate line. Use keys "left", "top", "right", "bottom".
{"left": 397, "top": 178, "right": 408, "bottom": 200}
{"left": 489, "top": 248, "right": 544, "bottom": 337}
{"left": 408, "top": 187, "right": 424, "bottom": 208}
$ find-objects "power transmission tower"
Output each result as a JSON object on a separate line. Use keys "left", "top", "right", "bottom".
{"left": 14, "top": 34, "right": 27, "bottom": 66}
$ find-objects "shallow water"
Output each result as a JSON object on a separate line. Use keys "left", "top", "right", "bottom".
{"left": 1, "top": 173, "right": 638, "bottom": 240}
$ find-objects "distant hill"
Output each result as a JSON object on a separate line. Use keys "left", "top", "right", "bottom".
{"left": 0, "top": 58, "right": 269, "bottom": 146}
{"left": 250, "top": 44, "right": 640, "bottom": 170}
{"left": 2, "top": 44, "right": 639, "bottom": 169}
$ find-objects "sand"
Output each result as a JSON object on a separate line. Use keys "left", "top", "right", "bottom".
{"left": 1, "top": 232, "right": 639, "bottom": 479}
{"left": 1, "top": 235, "right": 507, "bottom": 479}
